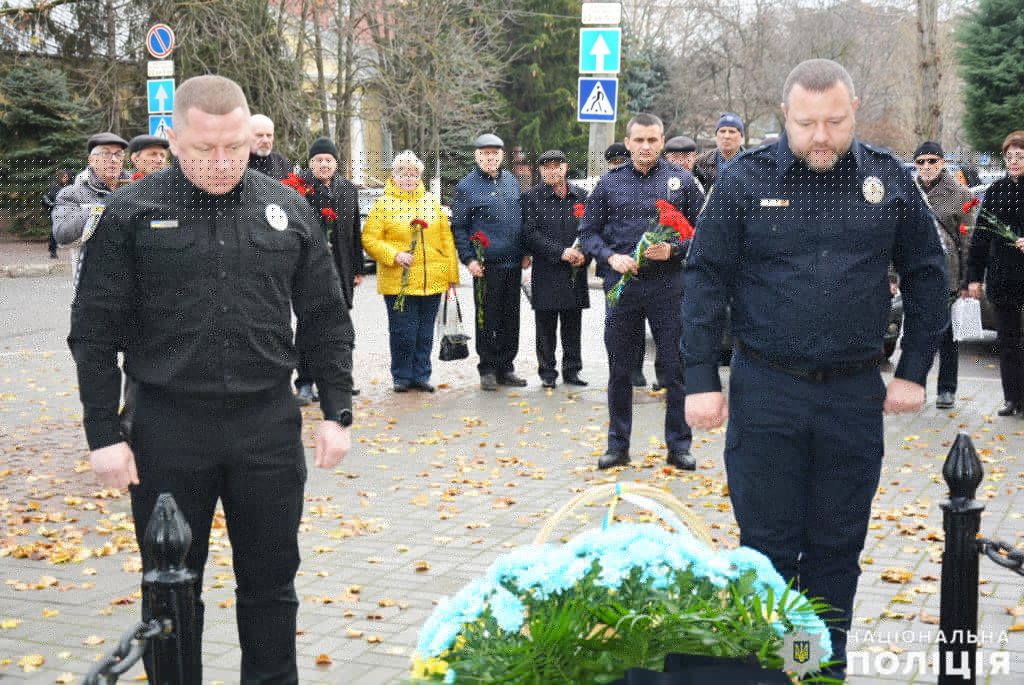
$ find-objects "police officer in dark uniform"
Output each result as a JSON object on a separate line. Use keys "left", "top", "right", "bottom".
{"left": 683, "top": 60, "right": 947, "bottom": 678}
{"left": 580, "top": 113, "right": 703, "bottom": 471}
{"left": 68, "top": 75, "right": 354, "bottom": 685}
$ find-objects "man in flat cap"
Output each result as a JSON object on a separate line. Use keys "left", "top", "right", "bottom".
{"left": 127, "top": 135, "right": 170, "bottom": 180}
{"left": 52, "top": 132, "right": 131, "bottom": 286}
{"left": 664, "top": 136, "right": 699, "bottom": 175}
{"left": 521, "top": 149, "right": 590, "bottom": 388}
{"left": 604, "top": 142, "right": 629, "bottom": 170}
{"left": 694, "top": 112, "right": 745, "bottom": 191}
{"left": 452, "top": 134, "right": 530, "bottom": 390}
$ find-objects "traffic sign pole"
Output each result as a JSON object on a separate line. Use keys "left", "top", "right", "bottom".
{"left": 144, "top": 25, "right": 175, "bottom": 141}
{"left": 578, "top": 5, "right": 621, "bottom": 177}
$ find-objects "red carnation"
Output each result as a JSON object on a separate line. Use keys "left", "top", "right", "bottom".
{"left": 573, "top": 203, "right": 586, "bottom": 218}
{"left": 469, "top": 230, "right": 491, "bottom": 248}
{"left": 655, "top": 200, "right": 695, "bottom": 241}
{"left": 131, "top": 171, "right": 145, "bottom": 182}
{"left": 959, "top": 223, "right": 969, "bottom": 235}
{"left": 411, "top": 218, "right": 428, "bottom": 230}
{"left": 282, "top": 173, "right": 312, "bottom": 197}
{"left": 962, "top": 198, "right": 980, "bottom": 214}
{"left": 321, "top": 208, "right": 337, "bottom": 222}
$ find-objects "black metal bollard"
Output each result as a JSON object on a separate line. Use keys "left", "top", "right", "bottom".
{"left": 142, "top": 493, "right": 199, "bottom": 684}
{"left": 938, "top": 432, "right": 985, "bottom": 684}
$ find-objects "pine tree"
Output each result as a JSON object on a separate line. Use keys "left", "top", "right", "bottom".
{"left": 504, "top": 0, "right": 588, "bottom": 172}
{"left": 0, "top": 62, "right": 96, "bottom": 237}
{"left": 956, "top": 0, "right": 1024, "bottom": 153}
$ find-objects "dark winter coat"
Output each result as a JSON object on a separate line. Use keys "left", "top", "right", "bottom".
{"left": 521, "top": 182, "right": 590, "bottom": 311}
{"left": 966, "top": 174, "right": 1024, "bottom": 304}
{"left": 299, "top": 169, "right": 363, "bottom": 310}
{"left": 248, "top": 151, "right": 293, "bottom": 181}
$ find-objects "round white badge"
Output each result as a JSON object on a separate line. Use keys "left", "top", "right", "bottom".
{"left": 862, "top": 176, "right": 885, "bottom": 204}
{"left": 265, "top": 204, "right": 288, "bottom": 231}
{"left": 667, "top": 177, "right": 681, "bottom": 191}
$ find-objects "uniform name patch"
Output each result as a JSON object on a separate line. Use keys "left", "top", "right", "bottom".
{"left": 760, "top": 198, "right": 790, "bottom": 207}
{"left": 150, "top": 220, "right": 179, "bottom": 229}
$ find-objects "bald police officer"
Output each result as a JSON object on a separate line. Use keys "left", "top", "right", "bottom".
{"left": 68, "top": 75, "right": 354, "bottom": 684}
{"left": 683, "top": 59, "right": 947, "bottom": 679}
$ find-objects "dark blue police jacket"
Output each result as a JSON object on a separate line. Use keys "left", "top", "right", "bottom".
{"left": 451, "top": 167, "right": 523, "bottom": 267}
{"left": 579, "top": 158, "right": 704, "bottom": 285}
{"left": 683, "top": 133, "right": 948, "bottom": 394}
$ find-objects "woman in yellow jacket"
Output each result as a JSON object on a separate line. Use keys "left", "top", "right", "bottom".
{"left": 362, "top": 150, "right": 460, "bottom": 392}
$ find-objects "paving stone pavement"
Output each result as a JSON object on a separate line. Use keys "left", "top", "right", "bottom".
{"left": 0, "top": 273, "right": 1021, "bottom": 684}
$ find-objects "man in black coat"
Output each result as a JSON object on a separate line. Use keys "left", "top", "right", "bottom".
{"left": 248, "top": 114, "right": 292, "bottom": 181}
{"left": 294, "top": 136, "right": 364, "bottom": 404}
{"left": 521, "top": 149, "right": 589, "bottom": 388}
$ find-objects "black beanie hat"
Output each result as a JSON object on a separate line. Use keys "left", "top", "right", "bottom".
{"left": 913, "top": 140, "right": 944, "bottom": 159}
{"left": 308, "top": 137, "right": 339, "bottom": 161}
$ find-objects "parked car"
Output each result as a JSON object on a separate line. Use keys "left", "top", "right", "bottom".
{"left": 357, "top": 187, "right": 385, "bottom": 274}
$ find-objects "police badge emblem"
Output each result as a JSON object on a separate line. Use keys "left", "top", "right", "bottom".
{"left": 265, "top": 204, "right": 288, "bottom": 231}
{"left": 862, "top": 176, "right": 885, "bottom": 204}
{"left": 667, "top": 177, "right": 681, "bottom": 191}
{"left": 778, "top": 628, "right": 829, "bottom": 677}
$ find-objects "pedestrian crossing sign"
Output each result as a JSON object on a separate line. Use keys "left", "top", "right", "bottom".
{"left": 578, "top": 77, "right": 618, "bottom": 123}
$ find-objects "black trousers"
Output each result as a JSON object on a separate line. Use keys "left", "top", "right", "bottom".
{"left": 993, "top": 295, "right": 1024, "bottom": 403}
{"left": 129, "top": 381, "right": 305, "bottom": 685}
{"left": 535, "top": 308, "right": 583, "bottom": 382}
{"left": 474, "top": 265, "right": 522, "bottom": 376}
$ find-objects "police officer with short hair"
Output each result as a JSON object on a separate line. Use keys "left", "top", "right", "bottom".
{"left": 68, "top": 75, "right": 354, "bottom": 685}
{"left": 684, "top": 59, "right": 947, "bottom": 679}
{"left": 581, "top": 113, "right": 703, "bottom": 471}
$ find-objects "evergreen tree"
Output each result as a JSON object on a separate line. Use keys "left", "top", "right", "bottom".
{"left": 0, "top": 62, "right": 96, "bottom": 237}
{"left": 504, "top": 0, "right": 588, "bottom": 172}
{"left": 956, "top": 0, "right": 1024, "bottom": 152}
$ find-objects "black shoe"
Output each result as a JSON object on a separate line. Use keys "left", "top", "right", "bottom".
{"left": 563, "top": 375, "right": 588, "bottom": 387}
{"left": 49, "top": 251, "right": 58, "bottom": 259}
{"left": 667, "top": 450, "right": 696, "bottom": 470}
{"left": 936, "top": 392, "right": 954, "bottom": 409}
{"left": 630, "top": 370, "right": 647, "bottom": 387}
{"left": 651, "top": 383, "right": 664, "bottom": 391}
{"left": 295, "top": 385, "right": 314, "bottom": 406}
{"left": 598, "top": 450, "right": 630, "bottom": 469}
{"left": 393, "top": 382, "right": 411, "bottom": 393}
{"left": 351, "top": 387, "right": 361, "bottom": 397}
{"left": 480, "top": 374, "right": 498, "bottom": 391}
{"left": 497, "top": 373, "right": 528, "bottom": 387}
{"left": 997, "top": 401, "right": 1020, "bottom": 416}
{"left": 541, "top": 379, "right": 556, "bottom": 389}
{"left": 411, "top": 381, "right": 435, "bottom": 393}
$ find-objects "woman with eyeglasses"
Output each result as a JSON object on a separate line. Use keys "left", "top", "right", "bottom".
{"left": 965, "top": 131, "right": 1024, "bottom": 416}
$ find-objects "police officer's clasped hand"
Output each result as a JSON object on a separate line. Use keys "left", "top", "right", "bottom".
{"left": 883, "top": 378, "right": 925, "bottom": 415}
{"left": 561, "top": 247, "right": 585, "bottom": 267}
{"left": 684, "top": 392, "right": 729, "bottom": 430}
{"left": 89, "top": 441, "right": 139, "bottom": 489}
{"left": 608, "top": 253, "right": 638, "bottom": 275}
{"left": 315, "top": 420, "right": 350, "bottom": 469}
{"left": 643, "top": 242, "right": 672, "bottom": 262}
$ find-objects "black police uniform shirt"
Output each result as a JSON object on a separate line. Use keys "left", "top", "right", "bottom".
{"left": 683, "top": 134, "right": 948, "bottom": 394}
{"left": 68, "top": 162, "right": 355, "bottom": 450}
{"left": 579, "top": 157, "right": 704, "bottom": 282}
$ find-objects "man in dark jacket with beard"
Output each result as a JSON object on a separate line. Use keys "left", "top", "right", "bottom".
{"left": 294, "top": 136, "right": 363, "bottom": 404}
{"left": 521, "top": 149, "right": 590, "bottom": 388}
{"left": 913, "top": 140, "right": 973, "bottom": 409}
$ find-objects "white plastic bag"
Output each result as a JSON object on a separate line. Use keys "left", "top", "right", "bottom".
{"left": 951, "top": 297, "right": 983, "bottom": 342}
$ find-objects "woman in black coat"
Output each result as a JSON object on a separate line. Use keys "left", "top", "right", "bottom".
{"left": 966, "top": 130, "right": 1024, "bottom": 415}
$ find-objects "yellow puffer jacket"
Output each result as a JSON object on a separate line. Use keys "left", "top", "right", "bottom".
{"left": 361, "top": 179, "right": 460, "bottom": 296}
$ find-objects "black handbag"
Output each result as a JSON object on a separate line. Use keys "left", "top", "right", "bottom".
{"left": 438, "top": 290, "right": 470, "bottom": 361}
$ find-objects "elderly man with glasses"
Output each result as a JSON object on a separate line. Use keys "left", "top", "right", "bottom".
{"left": 913, "top": 140, "right": 974, "bottom": 409}
{"left": 52, "top": 132, "right": 132, "bottom": 286}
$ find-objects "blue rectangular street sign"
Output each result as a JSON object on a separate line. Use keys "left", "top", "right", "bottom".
{"left": 579, "top": 28, "right": 621, "bottom": 74}
{"left": 149, "top": 115, "right": 172, "bottom": 139}
{"left": 578, "top": 78, "right": 617, "bottom": 123}
{"left": 147, "top": 79, "right": 175, "bottom": 114}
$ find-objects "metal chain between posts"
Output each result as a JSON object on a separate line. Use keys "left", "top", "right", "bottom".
{"left": 84, "top": 618, "right": 166, "bottom": 685}
{"left": 977, "top": 537, "right": 1024, "bottom": 576}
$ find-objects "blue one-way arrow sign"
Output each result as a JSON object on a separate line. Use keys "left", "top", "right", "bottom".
{"left": 149, "top": 115, "right": 172, "bottom": 139}
{"left": 578, "top": 78, "right": 617, "bottom": 123}
{"left": 147, "top": 79, "right": 174, "bottom": 114}
{"left": 579, "top": 28, "right": 621, "bottom": 74}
